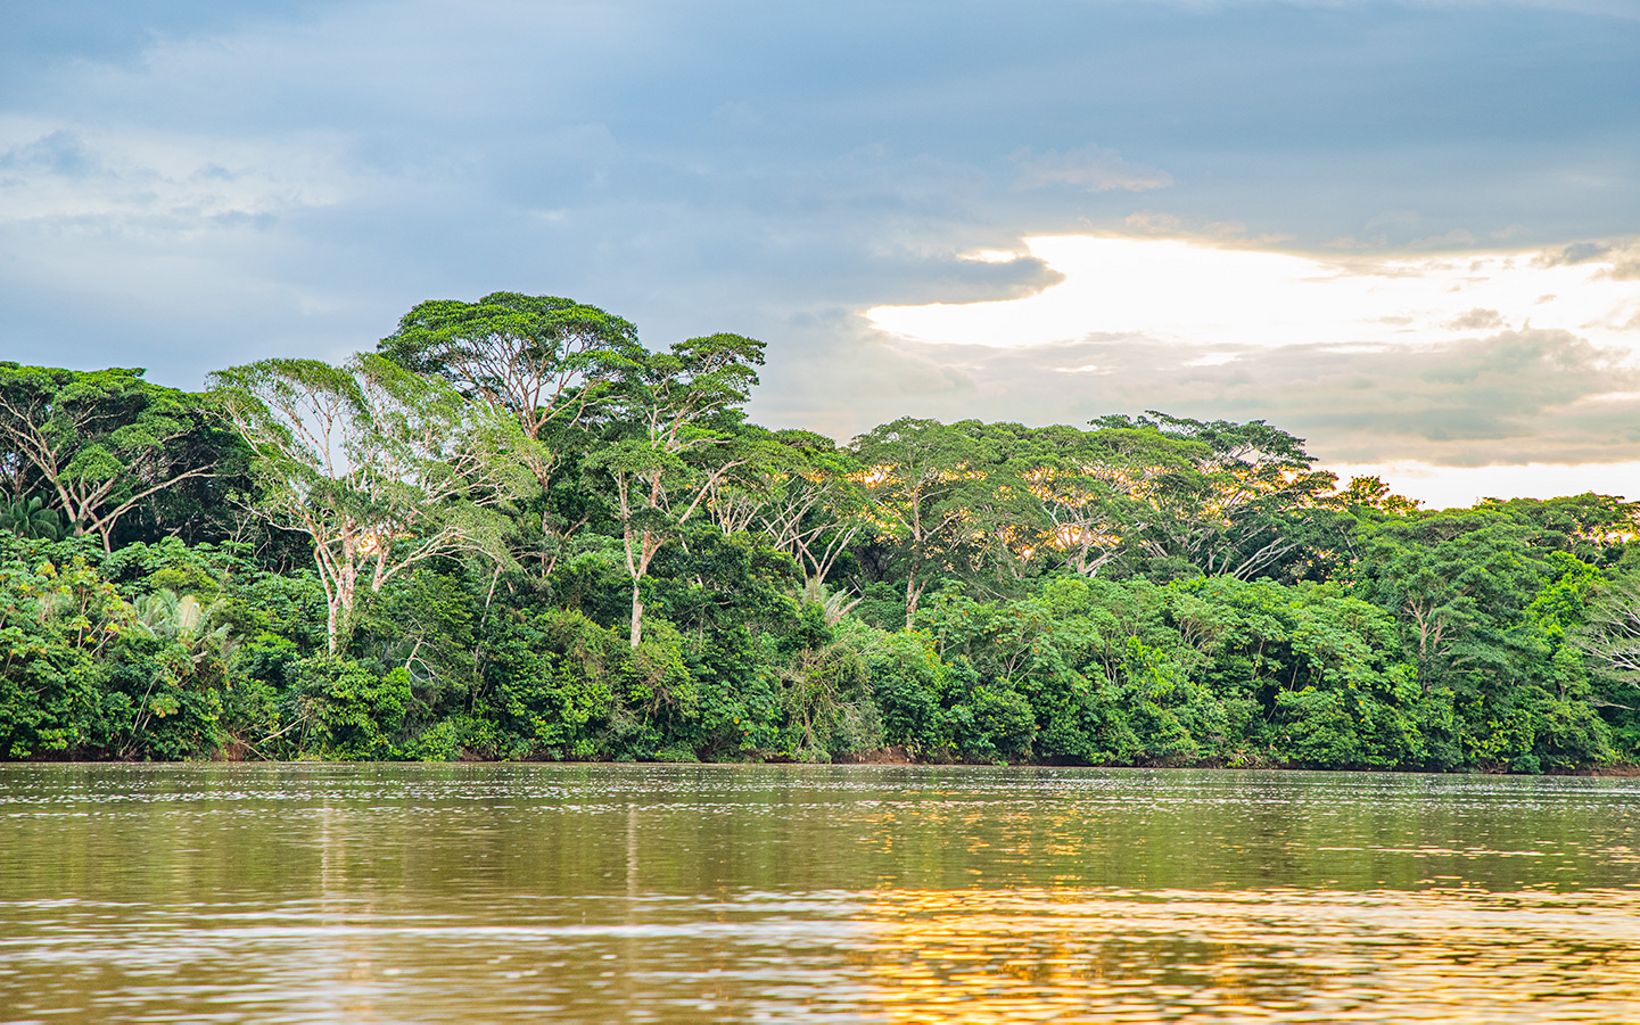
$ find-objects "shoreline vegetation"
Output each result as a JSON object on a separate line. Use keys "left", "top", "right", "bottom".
{"left": 5, "top": 293, "right": 1640, "bottom": 772}
{"left": 12, "top": 757, "right": 1640, "bottom": 776}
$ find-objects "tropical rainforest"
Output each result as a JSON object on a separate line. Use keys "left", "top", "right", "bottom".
{"left": 4, "top": 293, "right": 1640, "bottom": 771}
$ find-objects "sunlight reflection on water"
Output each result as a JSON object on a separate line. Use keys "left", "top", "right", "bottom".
{"left": 2, "top": 763, "right": 1639, "bottom": 1023}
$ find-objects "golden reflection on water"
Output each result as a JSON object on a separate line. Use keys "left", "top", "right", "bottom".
{"left": 851, "top": 886, "right": 1640, "bottom": 1023}
{"left": 8, "top": 764, "right": 1640, "bottom": 1022}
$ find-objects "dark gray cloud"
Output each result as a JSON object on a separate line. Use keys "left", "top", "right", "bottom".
{"left": 1, "top": 0, "right": 1637, "bottom": 480}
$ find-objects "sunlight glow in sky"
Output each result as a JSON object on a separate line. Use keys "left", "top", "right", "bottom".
{"left": 3, "top": 1, "right": 1638, "bottom": 508}
{"left": 868, "top": 236, "right": 1640, "bottom": 354}
{"left": 1331, "top": 460, "right": 1640, "bottom": 510}
{"left": 866, "top": 235, "right": 1640, "bottom": 506}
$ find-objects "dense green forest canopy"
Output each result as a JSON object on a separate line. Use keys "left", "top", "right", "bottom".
{"left": 4, "top": 295, "right": 1640, "bottom": 770}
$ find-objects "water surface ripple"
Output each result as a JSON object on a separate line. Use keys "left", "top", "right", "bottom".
{"left": 3, "top": 764, "right": 1638, "bottom": 1023}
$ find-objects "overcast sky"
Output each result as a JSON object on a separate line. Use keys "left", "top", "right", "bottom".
{"left": 4, "top": 0, "right": 1638, "bottom": 505}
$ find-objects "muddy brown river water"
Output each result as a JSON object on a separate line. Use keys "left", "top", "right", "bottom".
{"left": 3, "top": 763, "right": 1639, "bottom": 1022}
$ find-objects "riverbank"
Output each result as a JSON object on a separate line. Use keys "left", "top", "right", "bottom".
{"left": 17, "top": 751, "right": 1640, "bottom": 775}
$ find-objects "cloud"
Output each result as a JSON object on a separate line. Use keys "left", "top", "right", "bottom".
{"left": 867, "top": 235, "right": 1640, "bottom": 351}
{"left": 1325, "top": 459, "right": 1640, "bottom": 509}
{"left": 849, "top": 235, "right": 1640, "bottom": 497}
{"left": 0, "top": 0, "right": 1637, "bottom": 509}
{"left": 1120, "top": 211, "right": 1288, "bottom": 242}
{"left": 1012, "top": 146, "right": 1174, "bottom": 193}
{"left": 780, "top": 326, "right": 1640, "bottom": 483}
{"left": 0, "top": 129, "right": 100, "bottom": 177}
{"left": 1202, "top": 330, "right": 1640, "bottom": 464}
{"left": 1538, "top": 239, "right": 1640, "bottom": 280}
{"left": 1446, "top": 307, "right": 1505, "bottom": 330}
{"left": 0, "top": 120, "right": 362, "bottom": 230}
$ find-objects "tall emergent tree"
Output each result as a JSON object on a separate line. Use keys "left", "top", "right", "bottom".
{"left": 1093, "top": 412, "right": 1341, "bottom": 580}
{"left": 378, "top": 292, "right": 641, "bottom": 485}
{"left": 378, "top": 293, "right": 643, "bottom": 575}
{"left": 208, "top": 354, "right": 529, "bottom": 653}
{"left": 1018, "top": 422, "right": 1202, "bottom": 577}
{"left": 586, "top": 333, "right": 765, "bottom": 647}
{"left": 0, "top": 364, "right": 226, "bottom": 551}
{"left": 1577, "top": 574, "right": 1640, "bottom": 705}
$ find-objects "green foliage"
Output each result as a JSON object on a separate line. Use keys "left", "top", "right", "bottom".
{"left": 867, "top": 631, "right": 949, "bottom": 756}
{"left": 475, "top": 607, "right": 618, "bottom": 759}
{"left": 0, "top": 540, "right": 126, "bottom": 757}
{"left": 4, "top": 301, "right": 1638, "bottom": 772}
{"left": 207, "top": 353, "right": 530, "bottom": 653}
{"left": 380, "top": 292, "right": 640, "bottom": 441}
{"left": 0, "top": 364, "right": 232, "bottom": 551}
{"left": 777, "top": 618, "right": 882, "bottom": 761}
{"left": 0, "top": 496, "right": 64, "bottom": 540}
{"left": 295, "top": 657, "right": 413, "bottom": 759}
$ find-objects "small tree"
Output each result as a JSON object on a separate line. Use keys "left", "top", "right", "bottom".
{"left": 586, "top": 333, "right": 765, "bottom": 648}
{"left": 208, "top": 354, "right": 528, "bottom": 654}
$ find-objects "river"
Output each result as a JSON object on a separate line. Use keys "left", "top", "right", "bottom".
{"left": 3, "top": 764, "right": 1639, "bottom": 1022}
